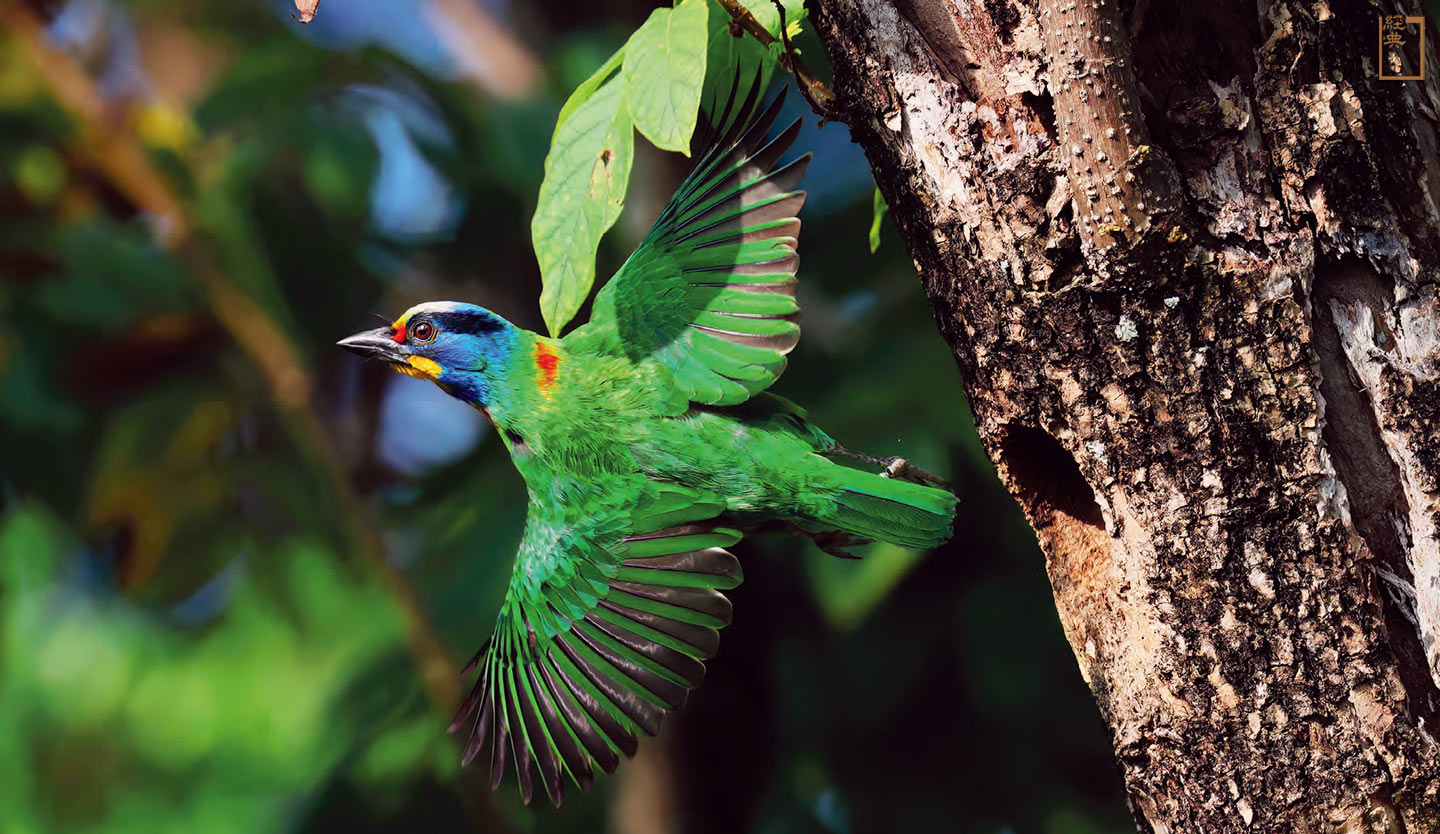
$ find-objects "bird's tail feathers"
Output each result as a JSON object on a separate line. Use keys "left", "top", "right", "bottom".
{"left": 810, "top": 461, "right": 957, "bottom": 550}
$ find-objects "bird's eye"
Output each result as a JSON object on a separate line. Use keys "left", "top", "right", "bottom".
{"left": 410, "top": 321, "right": 436, "bottom": 344}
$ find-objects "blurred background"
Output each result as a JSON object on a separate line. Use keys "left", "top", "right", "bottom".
{"left": 0, "top": 1, "right": 1131, "bottom": 832}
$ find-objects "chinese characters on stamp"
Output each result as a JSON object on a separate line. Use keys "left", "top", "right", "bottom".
{"left": 1379, "top": 15, "right": 1425, "bottom": 80}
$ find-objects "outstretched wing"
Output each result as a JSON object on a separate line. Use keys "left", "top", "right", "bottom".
{"left": 582, "top": 77, "right": 811, "bottom": 406}
{"left": 448, "top": 475, "right": 744, "bottom": 805}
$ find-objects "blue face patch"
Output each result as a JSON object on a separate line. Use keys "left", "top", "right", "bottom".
{"left": 401, "top": 303, "right": 518, "bottom": 406}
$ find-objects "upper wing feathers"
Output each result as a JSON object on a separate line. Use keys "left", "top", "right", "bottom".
{"left": 580, "top": 78, "right": 811, "bottom": 407}
{"left": 448, "top": 477, "right": 743, "bottom": 806}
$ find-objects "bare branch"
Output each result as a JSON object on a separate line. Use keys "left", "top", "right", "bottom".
{"left": 713, "top": 0, "right": 841, "bottom": 122}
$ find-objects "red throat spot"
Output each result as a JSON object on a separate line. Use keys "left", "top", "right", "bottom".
{"left": 534, "top": 342, "right": 560, "bottom": 394}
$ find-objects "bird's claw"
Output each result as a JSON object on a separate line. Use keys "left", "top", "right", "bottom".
{"left": 779, "top": 522, "right": 869, "bottom": 559}
{"left": 824, "top": 445, "right": 954, "bottom": 492}
{"left": 881, "top": 457, "right": 953, "bottom": 491}
{"left": 811, "top": 530, "right": 870, "bottom": 559}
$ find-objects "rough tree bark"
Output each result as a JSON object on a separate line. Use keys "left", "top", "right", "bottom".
{"left": 807, "top": 0, "right": 1440, "bottom": 831}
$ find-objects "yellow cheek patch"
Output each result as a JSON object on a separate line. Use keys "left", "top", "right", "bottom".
{"left": 395, "top": 356, "right": 443, "bottom": 380}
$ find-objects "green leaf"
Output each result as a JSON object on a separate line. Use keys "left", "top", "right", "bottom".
{"left": 869, "top": 187, "right": 889, "bottom": 254}
{"left": 533, "top": 77, "right": 635, "bottom": 337}
{"left": 623, "top": 0, "right": 709, "bottom": 154}
{"left": 553, "top": 44, "right": 625, "bottom": 141}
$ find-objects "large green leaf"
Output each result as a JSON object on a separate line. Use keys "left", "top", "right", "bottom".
{"left": 623, "top": 0, "right": 709, "bottom": 154}
{"left": 533, "top": 77, "right": 635, "bottom": 337}
{"left": 553, "top": 44, "right": 626, "bottom": 140}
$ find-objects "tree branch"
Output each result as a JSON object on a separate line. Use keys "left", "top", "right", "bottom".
{"left": 714, "top": 0, "right": 840, "bottom": 121}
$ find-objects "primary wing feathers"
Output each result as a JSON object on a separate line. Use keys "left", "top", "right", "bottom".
{"left": 449, "top": 479, "right": 743, "bottom": 806}
{"left": 585, "top": 77, "right": 811, "bottom": 406}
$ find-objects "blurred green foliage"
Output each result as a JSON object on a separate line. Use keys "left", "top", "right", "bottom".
{"left": 0, "top": 507, "right": 437, "bottom": 834}
{"left": 0, "top": 1, "right": 1131, "bottom": 832}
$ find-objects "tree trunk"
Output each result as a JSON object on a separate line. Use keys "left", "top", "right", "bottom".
{"left": 807, "top": 0, "right": 1440, "bottom": 830}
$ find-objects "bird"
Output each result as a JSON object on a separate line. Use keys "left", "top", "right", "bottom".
{"left": 338, "top": 79, "right": 957, "bottom": 806}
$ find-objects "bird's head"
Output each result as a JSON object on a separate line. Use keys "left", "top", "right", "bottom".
{"left": 338, "top": 301, "right": 518, "bottom": 406}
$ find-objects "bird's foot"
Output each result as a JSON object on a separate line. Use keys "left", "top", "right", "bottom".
{"left": 784, "top": 523, "right": 869, "bottom": 559}
{"left": 824, "top": 445, "right": 954, "bottom": 492}
{"left": 814, "top": 530, "right": 870, "bottom": 560}
{"left": 880, "top": 457, "right": 954, "bottom": 491}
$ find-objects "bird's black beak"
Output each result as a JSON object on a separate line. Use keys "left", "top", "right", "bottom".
{"left": 337, "top": 327, "right": 404, "bottom": 362}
